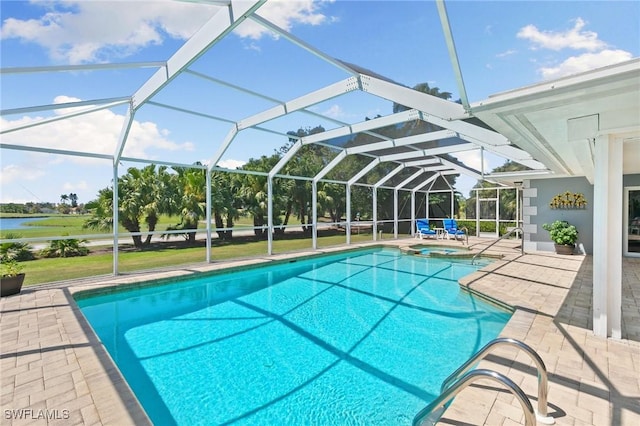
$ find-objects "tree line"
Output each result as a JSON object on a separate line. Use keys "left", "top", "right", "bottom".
{"left": 83, "top": 83, "right": 464, "bottom": 248}
{"left": 83, "top": 133, "right": 449, "bottom": 248}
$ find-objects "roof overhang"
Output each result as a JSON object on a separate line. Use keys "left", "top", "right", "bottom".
{"left": 470, "top": 58, "right": 640, "bottom": 184}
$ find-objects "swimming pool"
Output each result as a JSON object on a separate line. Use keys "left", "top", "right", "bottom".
{"left": 76, "top": 247, "right": 511, "bottom": 425}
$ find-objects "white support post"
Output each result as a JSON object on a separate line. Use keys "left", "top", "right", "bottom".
{"left": 267, "top": 177, "right": 274, "bottom": 255}
{"left": 450, "top": 189, "right": 455, "bottom": 219}
{"left": 592, "top": 134, "right": 623, "bottom": 338}
{"left": 112, "top": 164, "right": 119, "bottom": 276}
{"left": 411, "top": 191, "right": 416, "bottom": 237}
{"left": 475, "top": 188, "right": 480, "bottom": 237}
{"left": 393, "top": 189, "right": 399, "bottom": 239}
{"left": 425, "top": 191, "right": 429, "bottom": 222}
{"left": 516, "top": 186, "right": 520, "bottom": 230}
{"left": 495, "top": 188, "right": 500, "bottom": 238}
{"left": 373, "top": 187, "right": 378, "bottom": 241}
{"left": 206, "top": 171, "right": 212, "bottom": 263}
{"left": 111, "top": 107, "right": 134, "bottom": 276}
{"left": 312, "top": 181, "right": 318, "bottom": 249}
{"left": 346, "top": 184, "right": 352, "bottom": 245}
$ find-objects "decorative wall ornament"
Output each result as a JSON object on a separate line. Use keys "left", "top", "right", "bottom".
{"left": 549, "top": 191, "right": 587, "bottom": 209}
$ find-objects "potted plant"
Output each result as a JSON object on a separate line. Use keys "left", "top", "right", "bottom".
{"left": 542, "top": 220, "right": 578, "bottom": 255}
{"left": 1, "top": 259, "right": 25, "bottom": 297}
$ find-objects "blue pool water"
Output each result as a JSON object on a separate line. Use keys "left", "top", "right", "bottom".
{"left": 420, "top": 247, "right": 464, "bottom": 255}
{"left": 76, "top": 248, "right": 511, "bottom": 425}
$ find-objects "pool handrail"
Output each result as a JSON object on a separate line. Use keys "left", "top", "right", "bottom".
{"left": 440, "top": 337, "right": 554, "bottom": 424}
{"left": 412, "top": 369, "right": 536, "bottom": 426}
{"left": 471, "top": 226, "right": 524, "bottom": 264}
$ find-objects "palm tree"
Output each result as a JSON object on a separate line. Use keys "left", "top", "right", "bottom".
{"left": 211, "top": 171, "right": 240, "bottom": 240}
{"left": 165, "top": 165, "right": 206, "bottom": 244}
{"left": 69, "top": 193, "right": 78, "bottom": 208}
{"left": 84, "top": 164, "right": 178, "bottom": 248}
{"left": 238, "top": 155, "right": 283, "bottom": 237}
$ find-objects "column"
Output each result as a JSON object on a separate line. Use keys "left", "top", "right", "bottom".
{"left": 592, "top": 134, "right": 623, "bottom": 338}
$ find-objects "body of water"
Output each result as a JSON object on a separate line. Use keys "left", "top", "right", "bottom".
{"left": 0, "top": 217, "right": 49, "bottom": 230}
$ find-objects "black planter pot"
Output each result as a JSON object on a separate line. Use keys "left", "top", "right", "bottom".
{"left": 1, "top": 273, "right": 25, "bottom": 297}
{"left": 554, "top": 244, "right": 575, "bottom": 255}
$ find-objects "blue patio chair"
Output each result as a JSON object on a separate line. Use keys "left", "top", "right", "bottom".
{"left": 416, "top": 219, "right": 437, "bottom": 239}
{"left": 443, "top": 218, "right": 465, "bottom": 240}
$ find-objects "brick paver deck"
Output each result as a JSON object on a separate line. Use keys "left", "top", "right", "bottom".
{"left": 1, "top": 238, "right": 639, "bottom": 425}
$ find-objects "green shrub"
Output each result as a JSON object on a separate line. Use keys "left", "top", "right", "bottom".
{"left": 457, "top": 220, "right": 510, "bottom": 235}
{"left": 0, "top": 258, "right": 25, "bottom": 276}
{"left": 40, "top": 237, "right": 89, "bottom": 258}
{"left": 542, "top": 220, "right": 578, "bottom": 245}
{"left": 0, "top": 233, "right": 35, "bottom": 262}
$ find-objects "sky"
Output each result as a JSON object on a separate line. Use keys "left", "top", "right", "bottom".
{"left": 1, "top": 0, "right": 639, "bottom": 204}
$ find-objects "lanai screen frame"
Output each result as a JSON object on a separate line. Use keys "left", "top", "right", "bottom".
{"left": 0, "top": 0, "right": 549, "bottom": 275}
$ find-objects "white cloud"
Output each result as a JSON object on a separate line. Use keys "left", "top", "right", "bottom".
{"left": 539, "top": 49, "right": 633, "bottom": 79}
{"left": 1, "top": 0, "right": 336, "bottom": 64}
{"left": 1, "top": 1, "right": 220, "bottom": 64}
{"left": 496, "top": 49, "right": 517, "bottom": 58}
{"left": 63, "top": 180, "right": 88, "bottom": 191}
{"left": 235, "top": 0, "right": 336, "bottom": 40}
{"left": 517, "top": 18, "right": 607, "bottom": 52}
{"left": 322, "top": 104, "right": 344, "bottom": 119}
{"left": 0, "top": 97, "right": 194, "bottom": 164}
{"left": 0, "top": 163, "right": 45, "bottom": 185}
{"left": 217, "top": 159, "right": 246, "bottom": 169}
{"left": 516, "top": 18, "right": 633, "bottom": 80}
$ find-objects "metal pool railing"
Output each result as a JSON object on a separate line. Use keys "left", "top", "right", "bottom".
{"left": 413, "top": 337, "right": 555, "bottom": 426}
{"left": 471, "top": 226, "right": 524, "bottom": 264}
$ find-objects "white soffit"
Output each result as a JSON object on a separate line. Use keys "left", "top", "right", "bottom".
{"left": 470, "top": 58, "right": 640, "bottom": 176}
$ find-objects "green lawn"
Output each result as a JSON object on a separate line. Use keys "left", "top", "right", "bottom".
{"left": 4, "top": 213, "right": 396, "bottom": 287}
{"left": 1, "top": 213, "right": 313, "bottom": 239}
{"left": 20, "top": 231, "right": 393, "bottom": 286}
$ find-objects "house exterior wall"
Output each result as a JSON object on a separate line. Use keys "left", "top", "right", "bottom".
{"left": 523, "top": 174, "right": 640, "bottom": 255}
{"left": 523, "top": 177, "right": 594, "bottom": 254}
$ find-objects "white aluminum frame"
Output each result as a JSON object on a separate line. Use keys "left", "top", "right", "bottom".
{"left": 0, "top": 0, "right": 558, "bottom": 278}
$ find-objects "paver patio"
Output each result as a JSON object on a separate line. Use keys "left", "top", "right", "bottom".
{"left": 1, "top": 238, "right": 639, "bottom": 425}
